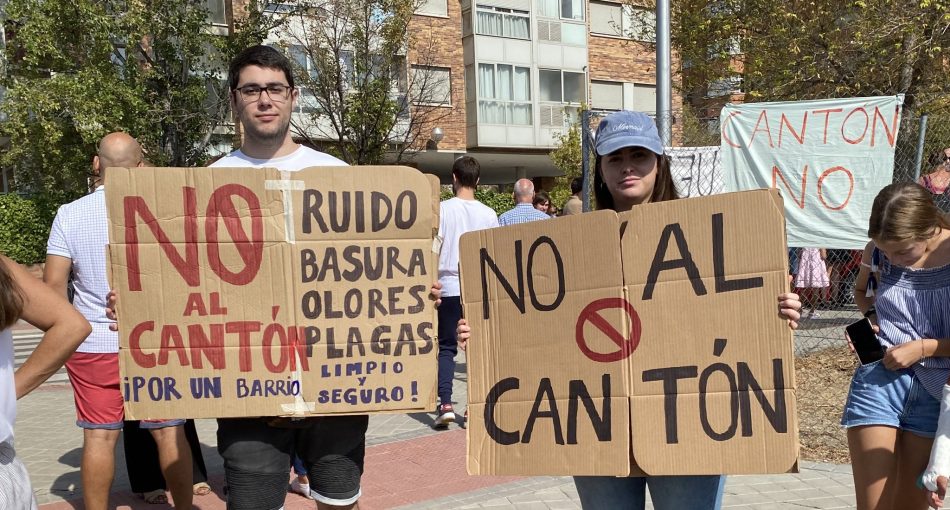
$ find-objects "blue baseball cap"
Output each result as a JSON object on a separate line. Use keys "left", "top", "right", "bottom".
{"left": 594, "top": 110, "right": 664, "bottom": 156}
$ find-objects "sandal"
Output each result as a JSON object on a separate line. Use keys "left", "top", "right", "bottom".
{"left": 193, "top": 482, "right": 212, "bottom": 496}
{"left": 141, "top": 489, "right": 168, "bottom": 504}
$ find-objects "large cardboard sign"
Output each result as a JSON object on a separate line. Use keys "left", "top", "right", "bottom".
{"left": 460, "top": 190, "right": 797, "bottom": 476}
{"left": 105, "top": 166, "right": 439, "bottom": 419}
{"left": 722, "top": 96, "right": 902, "bottom": 249}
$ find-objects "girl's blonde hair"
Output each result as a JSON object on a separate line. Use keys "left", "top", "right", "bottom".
{"left": 868, "top": 182, "right": 950, "bottom": 242}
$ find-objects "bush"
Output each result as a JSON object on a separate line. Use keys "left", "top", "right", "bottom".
{"left": 0, "top": 193, "right": 65, "bottom": 265}
{"left": 440, "top": 188, "right": 513, "bottom": 216}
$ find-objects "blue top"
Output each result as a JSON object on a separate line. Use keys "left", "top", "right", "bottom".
{"left": 498, "top": 203, "right": 551, "bottom": 226}
{"left": 875, "top": 248, "right": 950, "bottom": 399}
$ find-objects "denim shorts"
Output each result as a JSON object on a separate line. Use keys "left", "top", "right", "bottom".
{"left": 841, "top": 360, "right": 940, "bottom": 437}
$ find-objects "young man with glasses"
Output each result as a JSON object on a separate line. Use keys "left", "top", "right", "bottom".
{"left": 212, "top": 45, "right": 363, "bottom": 510}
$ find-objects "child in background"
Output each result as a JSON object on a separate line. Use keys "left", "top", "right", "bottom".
{"left": 794, "top": 248, "right": 830, "bottom": 318}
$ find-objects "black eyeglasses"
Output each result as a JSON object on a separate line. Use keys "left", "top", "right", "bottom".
{"left": 234, "top": 84, "right": 292, "bottom": 103}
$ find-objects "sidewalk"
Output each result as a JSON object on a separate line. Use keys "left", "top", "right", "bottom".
{"left": 16, "top": 354, "right": 857, "bottom": 509}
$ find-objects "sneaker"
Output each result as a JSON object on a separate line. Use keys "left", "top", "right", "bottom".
{"left": 289, "top": 478, "right": 314, "bottom": 500}
{"left": 434, "top": 403, "right": 456, "bottom": 428}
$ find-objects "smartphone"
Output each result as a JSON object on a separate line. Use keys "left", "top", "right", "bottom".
{"left": 846, "top": 318, "right": 884, "bottom": 365}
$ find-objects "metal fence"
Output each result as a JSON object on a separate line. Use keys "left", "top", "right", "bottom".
{"left": 580, "top": 107, "right": 950, "bottom": 462}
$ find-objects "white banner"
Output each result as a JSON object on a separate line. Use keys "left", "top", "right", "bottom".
{"left": 722, "top": 96, "right": 903, "bottom": 249}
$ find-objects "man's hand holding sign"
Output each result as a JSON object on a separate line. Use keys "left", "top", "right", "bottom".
{"left": 105, "top": 165, "right": 441, "bottom": 419}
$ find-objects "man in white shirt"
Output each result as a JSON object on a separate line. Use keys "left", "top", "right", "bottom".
{"left": 211, "top": 45, "right": 369, "bottom": 510}
{"left": 434, "top": 156, "right": 499, "bottom": 427}
{"left": 44, "top": 133, "right": 194, "bottom": 510}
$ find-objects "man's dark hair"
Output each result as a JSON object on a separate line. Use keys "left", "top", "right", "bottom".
{"left": 452, "top": 156, "right": 480, "bottom": 189}
{"left": 228, "top": 45, "right": 295, "bottom": 91}
{"left": 570, "top": 176, "right": 583, "bottom": 195}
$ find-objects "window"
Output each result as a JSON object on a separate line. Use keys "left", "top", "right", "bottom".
{"left": 538, "top": 0, "right": 584, "bottom": 21}
{"left": 590, "top": 2, "right": 654, "bottom": 41}
{"left": 477, "top": 63, "right": 532, "bottom": 125}
{"left": 632, "top": 83, "right": 656, "bottom": 114}
{"left": 539, "top": 69, "right": 585, "bottom": 104}
{"left": 476, "top": 5, "right": 530, "bottom": 39}
{"left": 590, "top": 80, "right": 622, "bottom": 110}
{"left": 290, "top": 45, "right": 318, "bottom": 81}
{"left": 410, "top": 65, "right": 451, "bottom": 105}
{"left": 417, "top": 0, "right": 448, "bottom": 16}
{"left": 206, "top": 0, "right": 227, "bottom": 25}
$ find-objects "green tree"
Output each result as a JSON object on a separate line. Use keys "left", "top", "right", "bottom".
{"left": 671, "top": 0, "right": 950, "bottom": 113}
{"left": 277, "top": 0, "right": 457, "bottom": 164}
{"left": 0, "top": 0, "right": 278, "bottom": 195}
{"left": 548, "top": 122, "right": 583, "bottom": 210}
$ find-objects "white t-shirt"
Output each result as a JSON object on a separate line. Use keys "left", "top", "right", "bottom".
{"left": 46, "top": 187, "right": 116, "bottom": 353}
{"left": 438, "top": 197, "right": 499, "bottom": 297}
{"left": 211, "top": 145, "right": 347, "bottom": 170}
{"left": 0, "top": 329, "right": 15, "bottom": 444}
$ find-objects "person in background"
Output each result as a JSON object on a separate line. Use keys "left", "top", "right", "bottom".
{"left": 533, "top": 191, "right": 554, "bottom": 216}
{"left": 122, "top": 420, "right": 211, "bottom": 504}
{"left": 435, "top": 156, "right": 499, "bottom": 428}
{"left": 498, "top": 178, "right": 551, "bottom": 226}
{"left": 844, "top": 182, "right": 950, "bottom": 510}
{"left": 455, "top": 110, "right": 802, "bottom": 510}
{"left": 794, "top": 248, "right": 830, "bottom": 319}
{"left": 561, "top": 177, "right": 583, "bottom": 216}
{"left": 918, "top": 148, "right": 950, "bottom": 195}
{"left": 43, "top": 132, "right": 194, "bottom": 510}
{"left": 0, "top": 255, "right": 90, "bottom": 509}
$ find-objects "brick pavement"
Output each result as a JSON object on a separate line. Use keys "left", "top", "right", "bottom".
{"left": 15, "top": 347, "right": 859, "bottom": 509}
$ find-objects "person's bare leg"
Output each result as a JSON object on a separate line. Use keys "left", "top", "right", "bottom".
{"left": 150, "top": 425, "right": 193, "bottom": 509}
{"left": 80, "top": 428, "right": 121, "bottom": 510}
{"left": 849, "top": 425, "right": 900, "bottom": 510}
{"left": 895, "top": 430, "right": 935, "bottom": 510}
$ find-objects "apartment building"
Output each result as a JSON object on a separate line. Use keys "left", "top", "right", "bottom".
{"left": 224, "top": 0, "right": 673, "bottom": 184}
{"left": 405, "top": 0, "right": 675, "bottom": 183}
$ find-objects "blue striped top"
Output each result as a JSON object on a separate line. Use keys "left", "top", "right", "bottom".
{"left": 876, "top": 249, "right": 950, "bottom": 400}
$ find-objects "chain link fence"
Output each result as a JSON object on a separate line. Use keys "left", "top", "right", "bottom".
{"left": 582, "top": 107, "right": 950, "bottom": 463}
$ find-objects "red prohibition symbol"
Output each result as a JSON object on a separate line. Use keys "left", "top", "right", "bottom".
{"left": 575, "top": 297, "right": 642, "bottom": 363}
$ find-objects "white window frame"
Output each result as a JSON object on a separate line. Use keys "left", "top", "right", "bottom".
{"left": 538, "top": 0, "right": 585, "bottom": 21}
{"left": 477, "top": 63, "right": 533, "bottom": 125}
{"left": 206, "top": 0, "right": 228, "bottom": 25}
{"left": 539, "top": 69, "right": 586, "bottom": 104}
{"left": 475, "top": 4, "right": 531, "bottom": 40}
{"left": 590, "top": 80, "right": 623, "bottom": 111}
{"left": 416, "top": 0, "right": 448, "bottom": 17}
{"left": 589, "top": 2, "right": 654, "bottom": 42}
{"left": 410, "top": 65, "right": 452, "bottom": 106}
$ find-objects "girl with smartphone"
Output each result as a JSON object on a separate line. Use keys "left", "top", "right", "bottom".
{"left": 847, "top": 182, "right": 950, "bottom": 510}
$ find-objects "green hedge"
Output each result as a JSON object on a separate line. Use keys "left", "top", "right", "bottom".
{"left": 0, "top": 193, "right": 65, "bottom": 265}
{"left": 440, "top": 188, "right": 513, "bottom": 216}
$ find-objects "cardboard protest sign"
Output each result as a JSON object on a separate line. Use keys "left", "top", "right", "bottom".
{"left": 459, "top": 189, "right": 797, "bottom": 476}
{"left": 722, "top": 95, "right": 902, "bottom": 249}
{"left": 105, "top": 166, "right": 439, "bottom": 419}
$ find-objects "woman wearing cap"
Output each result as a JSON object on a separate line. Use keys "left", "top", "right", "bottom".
{"left": 456, "top": 110, "right": 802, "bottom": 509}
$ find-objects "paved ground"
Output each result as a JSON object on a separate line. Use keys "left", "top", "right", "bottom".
{"left": 13, "top": 328, "right": 859, "bottom": 509}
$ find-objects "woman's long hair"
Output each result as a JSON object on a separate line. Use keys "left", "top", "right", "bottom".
{"left": 868, "top": 182, "right": 950, "bottom": 242}
{"left": 593, "top": 153, "right": 679, "bottom": 211}
{"left": 0, "top": 259, "right": 24, "bottom": 330}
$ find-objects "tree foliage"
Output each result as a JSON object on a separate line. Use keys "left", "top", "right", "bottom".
{"left": 1, "top": 0, "right": 276, "bottom": 195}
{"left": 672, "top": 0, "right": 950, "bottom": 113}
{"left": 548, "top": 123, "right": 583, "bottom": 209}
{"left": 276, "top": 0, "right": 457, "bottom": 164}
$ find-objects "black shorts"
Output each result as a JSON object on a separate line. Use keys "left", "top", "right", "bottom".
{"left": 217, "top": 415, "right": 369, "bottom": 509}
